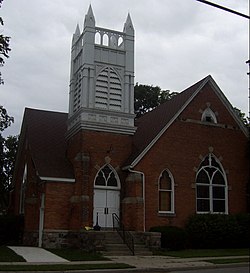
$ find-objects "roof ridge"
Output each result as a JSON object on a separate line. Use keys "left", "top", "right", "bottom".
{"left": 25, "top": 107, "right": 67, "bottom": 115}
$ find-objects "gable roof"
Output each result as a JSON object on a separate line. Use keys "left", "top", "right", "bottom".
{"left": 125, "top": 75, "right": 248, "bottom": 169}
{"left": 15, "top": 76, "right": 247, "bottom": 178}
{"left": 19, "top": 108, "right": 74, "bottom": 181}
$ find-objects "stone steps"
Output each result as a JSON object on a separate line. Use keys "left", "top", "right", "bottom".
{"left": 101, "top": 231, "right": 152, "bottom": 256}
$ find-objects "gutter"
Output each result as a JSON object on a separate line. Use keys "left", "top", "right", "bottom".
{"left": 127, "top": 168, "right": 146, "bottom": 232}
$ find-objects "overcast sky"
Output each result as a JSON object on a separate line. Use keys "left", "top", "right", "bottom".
{"left": 1, "top": 0, "right": 249, "bottom": 136}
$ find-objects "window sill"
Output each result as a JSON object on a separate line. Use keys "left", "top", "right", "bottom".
{"left": 158, "top": 212, "right": 176, "bottom": 217}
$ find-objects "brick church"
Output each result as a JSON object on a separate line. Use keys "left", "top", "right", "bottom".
{"left": 11, "top": 6, "right": 249, "bottom": 248}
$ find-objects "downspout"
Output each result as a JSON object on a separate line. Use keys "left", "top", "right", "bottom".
{"left": 38, "top": 193, "right": 45, "bottom": 247}
{"left": 128, "top": 168, "right": 145, "bottom": 232}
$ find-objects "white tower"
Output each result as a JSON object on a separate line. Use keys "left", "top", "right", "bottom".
{"left": 68, "top": 6, "right": 136, "bottom": 136}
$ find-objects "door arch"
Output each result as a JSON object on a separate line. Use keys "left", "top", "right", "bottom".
{"left": 93, "top": 164, "right": 120, "bottom": 228}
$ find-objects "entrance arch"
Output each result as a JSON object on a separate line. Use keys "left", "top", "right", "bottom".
{"left": 93, "top": 164, "right": 120, "bottom": 228}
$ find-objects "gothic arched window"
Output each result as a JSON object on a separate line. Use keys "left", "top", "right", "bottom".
{"left": 196, "top": 154, "right": 228, "bottom": 213}
{"left": 201, "top": 108, "right": 217, "bottom": 123}
{"left": 158, "top": 170, "right": 175, "bottom": 213}
{"left": 94, "top": 165, "right": 120, "bottom": 189}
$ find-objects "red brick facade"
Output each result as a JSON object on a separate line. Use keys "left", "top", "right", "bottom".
{"left": 11, "top": 76, "right": 249, "bottom": 247}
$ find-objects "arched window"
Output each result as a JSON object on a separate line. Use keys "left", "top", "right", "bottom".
{"left": 94, "top": 165, "right": 120, "bottom": 189}
{"left": 102, "top": 34, "right": 109, "bottom": 46}
{"left": 95, "top": 32, "right": 101, "bottom": 45}
{"left": 118, "top": 36, "right": 123, "bottom": 48}
{"left": 110, "top": 35, "right": 117, "bottom": 47}
{"left": 201, "top": 108, "right": 217, "bottom": 123}
{"left": 196, "top": 154, "right": 228, "bottom": 213}
{"left": 158, "top": 170, "right": 174, "bottom": 213}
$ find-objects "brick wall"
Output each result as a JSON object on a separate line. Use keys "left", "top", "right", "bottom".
{"left": 67, "top": 130, "right": 133, "bottom": 229}
{"left": 134, "top": 85, "right": 249, "bottom": 230}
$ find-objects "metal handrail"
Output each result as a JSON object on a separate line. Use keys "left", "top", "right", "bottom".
{"left": 112, "top": 213, "right": 135, "bottom": 255}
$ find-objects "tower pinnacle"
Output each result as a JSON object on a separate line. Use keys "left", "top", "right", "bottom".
{"left": 72, "top": 24, "right": 80, "bottom": 43}
{"left": 84, "top": 4, "right": 95, "bottom": 28}
{"left": 123, "top": 13, "right": 134, "bottom": 35}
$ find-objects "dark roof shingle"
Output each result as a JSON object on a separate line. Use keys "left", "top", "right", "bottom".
{"left": 23, "top": 108, "right": 74, "bottom": 179}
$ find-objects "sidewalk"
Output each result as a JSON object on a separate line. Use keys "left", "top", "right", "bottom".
{"left": 7, "top": 247, "right": 69, "bottom": 263}
{"left": 108, "top": 255, "right": 249, "bottom": 270}
{"left": 4, "top": 246, "right": 249, "bottom": 272}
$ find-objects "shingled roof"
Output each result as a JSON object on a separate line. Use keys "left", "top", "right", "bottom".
{"left": 20, "top": 108, "right": 74, "bottom": 180}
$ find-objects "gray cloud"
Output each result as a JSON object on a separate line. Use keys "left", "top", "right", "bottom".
{"left": 1, "top": 0, "right": 248, "bottom": 136}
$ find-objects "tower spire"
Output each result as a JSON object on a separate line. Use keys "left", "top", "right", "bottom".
{"left": 84, "top": 4, "right": 95, "bottom": 28}
{"left": 123, "top": 13, "right": 134, "bottom": 34}
{"left": 72, "top": 23, "right": 80, "bottom": 43}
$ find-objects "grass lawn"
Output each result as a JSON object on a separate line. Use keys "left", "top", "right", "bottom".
{"left": 155, "top": 248, "right": 250, "bottom": 258}
{"left": 0, "top": 263, "right": 134, "bottom": 271}
{"left": 206, "top": 258, "right": 249, "bottom": 264}
{"left": 0, "top": 246, "right": 25, "bottom": 262}
{"left": 47, "top": 248, "right": 110, "bottom": 261}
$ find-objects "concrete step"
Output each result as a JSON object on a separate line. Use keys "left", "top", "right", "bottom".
{"left": 103, "top": 243, "right": 132, "bottom": 256}
{"left": 104, "top": 233, "right": 123, "bottom": 244}
{"left": 101, "top": 231, "right": 153, "bottom": 256}
{"left": 134, "top": 244, "right": 152, "bottom": 256}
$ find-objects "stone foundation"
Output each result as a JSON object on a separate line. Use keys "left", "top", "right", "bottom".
{"left": 23, "top": 231, "right": 39, "bottom": 246}
{"left": 23, "top": 230, "right": 161, "bottom": 251}
{"left": 132, "top": 231, "right": 161, "bottom": 250}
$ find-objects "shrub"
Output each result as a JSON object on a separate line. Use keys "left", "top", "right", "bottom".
{"left": 0, "top": 214, "right": 24, "bottom": 245}
{"left": 185, "top": 213, "right": 250, "bottom": 249}
{"left": 150, "top": 226, "right": 188, "bottom": 250}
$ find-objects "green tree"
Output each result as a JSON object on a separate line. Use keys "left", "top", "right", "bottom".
{"left": 234, "top": 107, "right": 249, "bottom": 126}
{"left": 134, "top": 84, "right": 178, "bottom": 118}
{"left": 0, "top": 107, "right": 18, "bottom": 214}
{"left": 0, "top": 0, "right": 11, "bottom": 84}
{"left": 0, "top": 1, "right": 17, "bottom": 214}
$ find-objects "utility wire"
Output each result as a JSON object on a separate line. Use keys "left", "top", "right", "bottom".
{"left": 196, "top": 0, "right": 250, "bottom": 19}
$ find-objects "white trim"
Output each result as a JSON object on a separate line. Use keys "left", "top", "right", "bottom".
{"left": 128, "top": 169, "right": 145, "bottom": 232}
{"left": 39, "top": 176, "right": 75, "bottom": 183}
{"left": 208, "top": 76, "right": 248, "bottom": 137}
{"left": 195, "top": 153, "right": 228, "bottom": 214}
{"left": 158, "top": 169, "right": 175, "bottom": 214}
{"left": 94, "top": 164, "right": 121, "bottom": 190}
{"left": 201, "top": 107, "right": 217, "bottom": 123}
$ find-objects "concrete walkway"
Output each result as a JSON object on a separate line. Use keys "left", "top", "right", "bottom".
{"left": 8, "top": 246, "right": 69, "bottom": 263}
{"left": 6, "top": 247, "right": 249, "bottom": 272}
{"left": 107, "top": 255, "right": 248, "bottom": 270}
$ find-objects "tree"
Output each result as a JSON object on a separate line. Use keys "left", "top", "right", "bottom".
{"left": 134, "top": 84, "right": 178, "bottom": 118}
{"left": 0, "top": 107, "right": 18, "bottom": 214}
{"left": 0, "top": 0, "right": 11, "bottom": 84}
{"left": 234, "top": 107, "right": 249, "bottom": 127}
{"left": 0, "top": 1, "right": 17, "bottom": 214}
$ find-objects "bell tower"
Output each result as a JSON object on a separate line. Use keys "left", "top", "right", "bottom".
{"left": 68, "top": 5, "right": 136, "bottom": 136}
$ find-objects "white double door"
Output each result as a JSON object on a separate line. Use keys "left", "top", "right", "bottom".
{"left": 93, "top": 188, "right": 120, "bottom": 228}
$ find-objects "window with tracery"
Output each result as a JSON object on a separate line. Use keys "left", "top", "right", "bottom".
{"left": 95, "top": 165, "right": 120, "bottom": 188}
{"left": 196, "top": 154, "right": 227, "bottom": 213}
{"left": 159, "top": 170, "right": 174, "bottom": 213}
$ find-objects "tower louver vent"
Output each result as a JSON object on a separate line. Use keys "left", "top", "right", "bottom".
{"left": 95, "top": 67, "right": 122, "bottom": 111}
